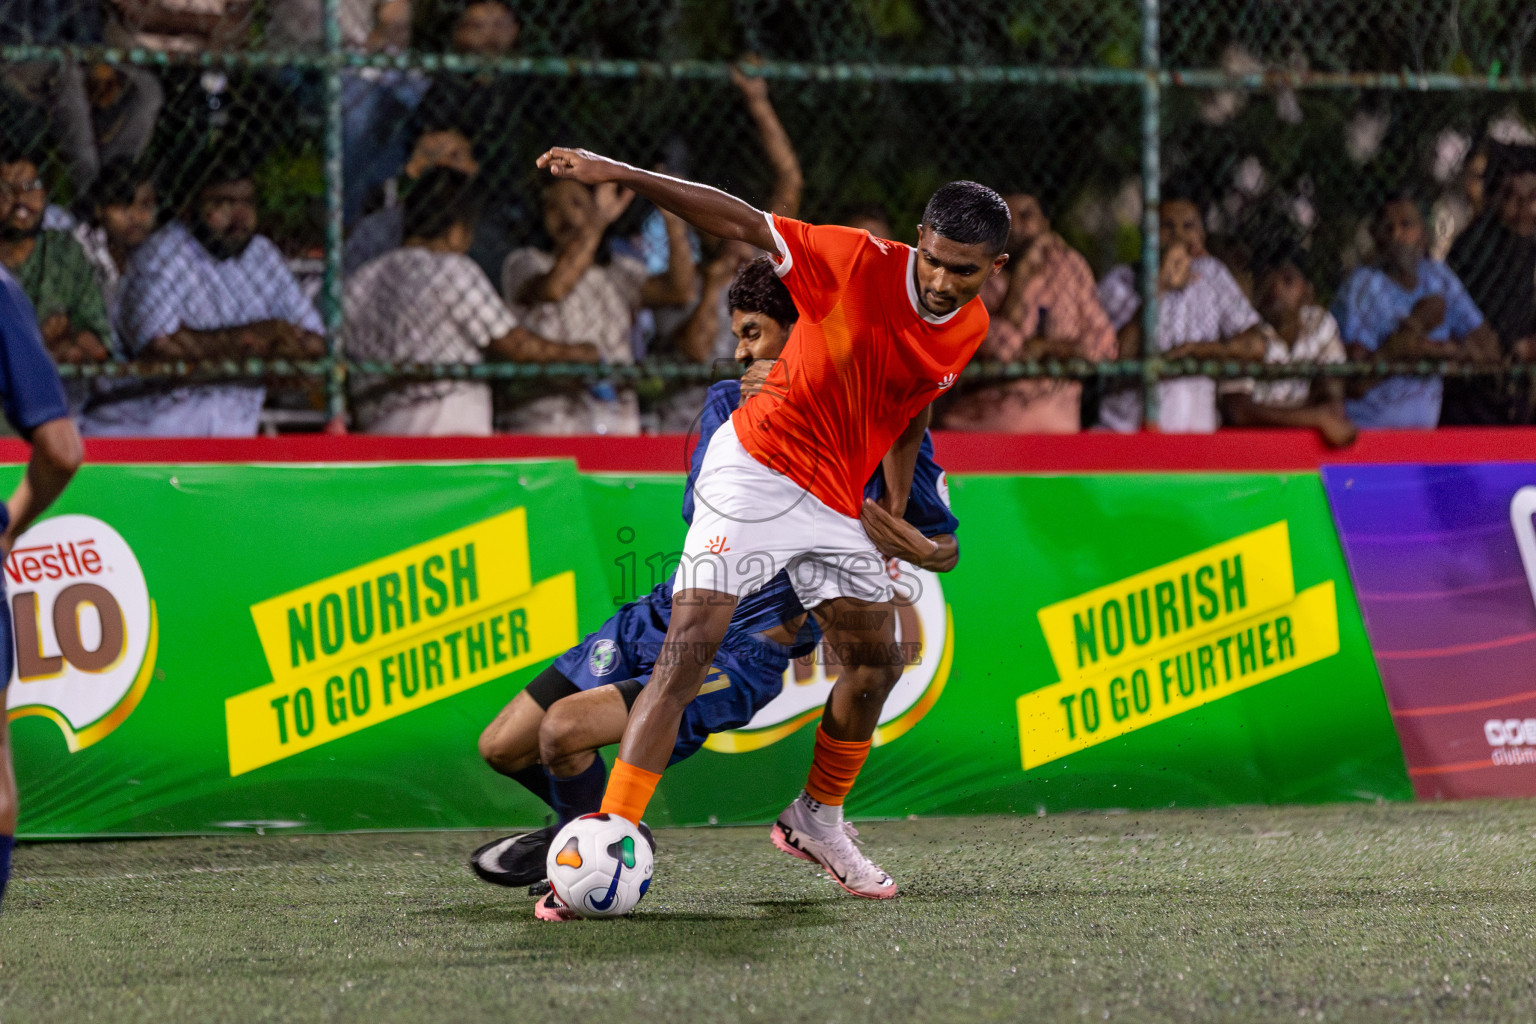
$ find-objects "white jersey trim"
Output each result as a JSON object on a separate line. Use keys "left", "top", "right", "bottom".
{"left": 764, "top": 212, "right": 792, "bottom": 278}
{"left": 904, "top": 248, "right": 962, "bottom": 325}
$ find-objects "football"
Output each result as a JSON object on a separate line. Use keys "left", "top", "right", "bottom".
{"left": 545, "top": 813, "right": 654, "bottom": 918}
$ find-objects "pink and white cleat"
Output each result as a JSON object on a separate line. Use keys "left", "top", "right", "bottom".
{"left": 533, "top": 888, "right": 579, "bottom": 922}
{"left": 770, "top": 791, "right": 897, "bottom": 899}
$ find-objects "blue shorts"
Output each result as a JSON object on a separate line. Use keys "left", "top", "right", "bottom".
{"left": 551, "top": 596, "right": 790, "bottom": 764}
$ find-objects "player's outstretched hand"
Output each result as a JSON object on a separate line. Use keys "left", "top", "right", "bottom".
{"left": 536, "top": 147, "right": 630, "bottom": 185}
{"left": 860, "top": 499, "right": 938, "bottom": 566}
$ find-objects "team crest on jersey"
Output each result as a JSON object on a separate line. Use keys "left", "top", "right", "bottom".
{"left": 588, "top": 638, "right": 619, "bottom": 677}
{"left": 937, "top": 372, "right": 958, "bottom": 391}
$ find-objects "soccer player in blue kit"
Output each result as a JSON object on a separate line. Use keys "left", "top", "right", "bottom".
{"left": 470, "top": 258, "right": 960, "bottom": 920}
{"left": 0, "top": 180, "right": 85, "bottom": 909}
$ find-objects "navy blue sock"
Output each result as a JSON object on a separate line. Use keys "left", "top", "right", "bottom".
{"left": 0, "top": 835, "right": 12, "bottom": 909}
{"left": 506, "top": 764, "right": 553, "bottom": 809}
{"left": 548, "top": 756, "right": 607, "bottom": 826}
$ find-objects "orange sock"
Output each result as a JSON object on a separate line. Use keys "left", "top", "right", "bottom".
{"left": 599, "top": 759, "right": 662, "bottom": 824}
{"left": 804, "top": 726, "right": 871, "bottom": 806}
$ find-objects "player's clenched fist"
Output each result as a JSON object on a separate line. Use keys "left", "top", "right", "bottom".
{"left": 536, "top": 147, "right": 630, "bottom": 185}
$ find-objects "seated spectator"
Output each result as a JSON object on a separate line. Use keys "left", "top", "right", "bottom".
{"left": 500, "top": 179, "right": 696, "bottom": 435}
{"left": 2, "top": 5, "right": 162, "bottom": 195}
{"left": 939, "top": 191, "right": 1116, "bottom": 433}
{"left": 1219, "top": 247, "right": 1356, "bottom": 448}
{"left": 1096, "top": 196, "right": 1265, "bottom": 432}
{"left": 72, "top": 157, "right": 157, "bottom": 334}
{"left": 81, "top": 157, "right": 325, "bottom": 437}
{"left": 1332, "top": 193, "right": 1497, "bottom": 429}
{"left": 0, "top": 147, "right": 112, "bottom": 372}
{"left": 343, "top": 121, "right": 479, "bottom": 276}
{"left": 344, "top": 169, "right": 597, "bottom": 435}
{"left": 1444, "top": 146, "right": 1536, "bottom": 424}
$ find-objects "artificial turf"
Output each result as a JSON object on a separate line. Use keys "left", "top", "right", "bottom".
{"left": 5, "top": 800, "right": 1536, "bottom": 1023}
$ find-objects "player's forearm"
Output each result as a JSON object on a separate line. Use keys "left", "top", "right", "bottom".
{"left": 609, "top": 164, "right": 776, "bottom": 252}
{"left": 879, "top": 407, "right": 929, "bottom": 516}
{"left": 4, "top": 418, "right": 83, "bottom": 548}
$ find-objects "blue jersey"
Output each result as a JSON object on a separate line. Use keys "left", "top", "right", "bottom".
{"left": 0, "top": 267, "right": 71, "bottom": 688}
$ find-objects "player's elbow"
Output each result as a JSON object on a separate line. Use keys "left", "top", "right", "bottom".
{"left": 32, "top": 417, "right": 83, "bottom": 479}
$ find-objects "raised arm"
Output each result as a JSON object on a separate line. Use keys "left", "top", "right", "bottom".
{"left": 731, "top": 64, "right": 803, "bottom": 218}
{"left": 537, "top": 148, "right": 777, "bottom": 253}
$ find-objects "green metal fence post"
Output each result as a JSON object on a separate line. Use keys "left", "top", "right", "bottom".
{"left": 321, "top": 0, "right": 346, "bottom": 423}
{"left": 1139, "top": 0, "right": 1161, "bottom": 429}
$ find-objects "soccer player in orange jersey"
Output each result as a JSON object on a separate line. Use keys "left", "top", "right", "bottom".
{"left": 535, "top": 145, "right": 1008, "bottom": 899}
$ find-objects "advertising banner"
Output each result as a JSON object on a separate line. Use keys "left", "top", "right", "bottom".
{"left": 1323, "top": 463, "right": 1536, "bottom": 799}
{"left": 6, "top": 463, "right": 1410, "bottom": 837}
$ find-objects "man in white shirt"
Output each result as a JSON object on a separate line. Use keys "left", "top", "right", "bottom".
{"left": 1097, "top": 196, "right": 1266, "bottom": 432}
{"left": 82, "top": 158, "right": 325, "bottom": 436}
{"left": 1220, "top": 248, "right": 1357, "bottom": 448}
{"left": 345, "top": 168, "right": 598, "bottom": 435}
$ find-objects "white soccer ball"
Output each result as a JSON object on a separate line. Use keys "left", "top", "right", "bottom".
{"left": 545, "top": 813, "right": 654, "bottom": 918}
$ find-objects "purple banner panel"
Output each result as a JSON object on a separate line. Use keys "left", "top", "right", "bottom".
{"left": 1322, "top": 464, "right": 1536, "bottom": 800}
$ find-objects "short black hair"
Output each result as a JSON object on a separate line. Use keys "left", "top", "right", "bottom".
{"left": 195, "top": 150, "right": 257, "bottom": 196}
{"left": 921, "top": 181, "right": 1009, "bottom": 254}
{"left": 726, "top": 256, "right": 798, "bottom": 332}
{"left": 1251, "top": 238, "right": 1311, "bottom": 281}
{"left": 1374, "top": 188, "right": 1425, "bottom": 226}
{"left": 87, "top": 157, "right": 153, "bottom": 212}
{"left": 404, "top": 167, "right": 483, "bottom": 240}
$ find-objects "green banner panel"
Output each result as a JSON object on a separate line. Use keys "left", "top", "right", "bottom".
{"left": 5, "top": 465, "right": 1410, "bottom": 837}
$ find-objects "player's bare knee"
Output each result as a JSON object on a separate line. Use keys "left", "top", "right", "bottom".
{"left": 537, "top": 706, "right": 585, "bottom": 769}
{"left": 839, "top": 661, "right": 902, "bottom": 703}
{"left": 479, "top": 722, "right": 534, "bottom": 774}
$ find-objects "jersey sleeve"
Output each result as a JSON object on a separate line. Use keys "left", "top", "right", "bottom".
{"left": 763, "top": 214, "right": 868, "bottom": 324}
{"left": 682, "top": 380, "right": 741, "bottom": 525}
{"left": 0, "top": 272, "right": 70, "bottom": 438}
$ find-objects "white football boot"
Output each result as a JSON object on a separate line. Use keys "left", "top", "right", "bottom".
{"left": 770, "top": 790, "right": 897, "bottom": 899}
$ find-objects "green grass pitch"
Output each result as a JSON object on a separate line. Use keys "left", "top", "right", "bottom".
{"left": 5, "top": 801, "right": 1536, "bottom": 1023}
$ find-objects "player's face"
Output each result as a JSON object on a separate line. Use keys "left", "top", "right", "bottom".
{"left": 100, "top": 181, "right": 157, "bottom": 251}
{"left": 1158, "top": 200, "right": 1206, "bottom": 259}
{"left": 912, "top": 225, "right": 1007, "bottom": 317}
{"left": 0, "top": 160, "right": 45, "bottom": 240}
{"left": 731, "top": 309, "right": 789, "bottom": 362}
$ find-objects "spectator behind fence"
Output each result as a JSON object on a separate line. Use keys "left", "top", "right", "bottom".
{"left": 343, "top": 121, "right": 479, "bottom": 277}
{"left": 1444, "top": 147, "right": 1536, "bottom": 425}
{"left": 104, "top": 0, "right": 253, "bottom": 51}
{"left": 1332, "top": 193, "right": 1497, "bottom": 430}
{"left": 1, "top": 3, "right": 162, "bottom": 196}
{"left": 1219, "top": 247, "right": 1356, "bottom": 448}
{"left": 500, "top": 179, "right": 696, "bottom": 435}
{"left": 836, "top": 203, "right": 894, "bottom": 241}
{"left": 264, "top": 0, "right": 419, "bottom": 225}
{"left": 344, "top": 169, "right": 597, "bottom": 435}
{"left": 939, "top": 191, "right": 1115, "bottom": 433}
{"left": 71, "top": 157, "right": 157, "bottom": 335}
{"left": 82, "top": 157, "right": 324, "bottom": 437}
{"left": 0, "top": 147, "right": 112, "bottom": 377}
{"left": 1096, "top": 196, "right": 1265, "bottom": 432}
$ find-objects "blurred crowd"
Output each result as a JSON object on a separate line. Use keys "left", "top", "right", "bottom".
{"left": 4, "top": 0, "right": 1536, "bottom": 441}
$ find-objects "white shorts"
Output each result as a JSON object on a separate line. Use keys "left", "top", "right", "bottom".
{"left": 680, "top": 418, "right": 894, "bottom": 609}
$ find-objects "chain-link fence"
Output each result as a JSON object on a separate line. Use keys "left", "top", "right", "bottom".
{"left": 3, "top": 0, "right": 1536, "bottom": 434}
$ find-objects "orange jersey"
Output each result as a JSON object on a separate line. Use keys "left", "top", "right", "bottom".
{"left": 732, "top": 214, "right": 989, "bottom": 519}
